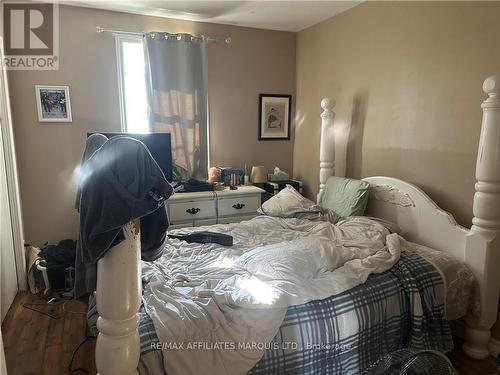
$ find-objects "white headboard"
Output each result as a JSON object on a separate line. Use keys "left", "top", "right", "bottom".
{"left": 362, "top": 176, "right": 468, "bottom": 260}
{"left": 316, "top": 77, "right": 500, "bottom": 356}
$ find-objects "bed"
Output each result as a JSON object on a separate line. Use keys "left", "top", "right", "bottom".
{"left": 93, "top": 76, "right": 500, "bottom": 375}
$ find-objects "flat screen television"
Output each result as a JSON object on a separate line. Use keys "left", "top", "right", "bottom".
{"left": 87, "top": 132, "right": 173, "bottom": 182}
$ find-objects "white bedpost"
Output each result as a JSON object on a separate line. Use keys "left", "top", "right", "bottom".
{"left": 317, "top": 98, "right": 336, "bottom": 204}
{"left": 463, "top": 76, "right": 500, "bottom": 359}
{"left": 96, "top": 221, "right": 141, "bottom": 374}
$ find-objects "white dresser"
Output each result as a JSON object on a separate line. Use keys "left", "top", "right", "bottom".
{"left": 166, "top": 186, "right": 264, "bottom": 229}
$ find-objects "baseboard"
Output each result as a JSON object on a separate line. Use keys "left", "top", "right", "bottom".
{"left": 489, "top": 338, "right": 500, "bottom": 358}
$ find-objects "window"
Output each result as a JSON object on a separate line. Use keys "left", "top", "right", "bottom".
{"left": 115, "top": 35, "right": 149, "bottom": 133}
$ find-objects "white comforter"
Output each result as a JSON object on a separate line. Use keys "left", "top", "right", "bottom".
{"left": 143, "top": 216, "right": 401, "bottom": 375}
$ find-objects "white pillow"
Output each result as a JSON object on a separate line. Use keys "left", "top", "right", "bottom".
{"left": 258, "top": 185, "right": 320, "bottom": 218}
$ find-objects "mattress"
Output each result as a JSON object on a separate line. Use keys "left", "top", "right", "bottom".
{"left": 403, "top": 239, "right": 480, "bottom": 321}
{"left": 365, "top": 216, "right": 479, "bottom": 321}
{"left": 142, "top": 215, "right": 403, "bottom": 375}
{"left": 88, "top": 215, "right": 474, "bottom": 374}
{"left": 134, "top": 216, "right": 469, "bottom": 375}
{"left": 136, "top": 250, "right": 453, "bottom": 375}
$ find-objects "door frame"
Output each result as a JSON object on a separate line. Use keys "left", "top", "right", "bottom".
{"left": 1, "top": 330, "right": 7, "bottom": 374}
{"left": 0, "top": 37, "right": 26, "bottom": 291}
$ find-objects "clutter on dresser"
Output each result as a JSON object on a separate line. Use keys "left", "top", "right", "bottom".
{"left": 173, "top": 178, "right": 215, "bottom": 193}
{"left": 220, "top": 167, "right": 244, "bottom": 185}
{"left": 244, "top": 164, "right": 250, "bottom": 185}
{"left": 214, "top": 182, "right": 225, "bottom": 191}
{"left": 208, "top": 167, "right": 221, "bottom": 183}
{"left": 229, "top": 173, "right": 238, "bottom": 190}
{"left": 250, "top": 165, "right": 267, "bottom": 183}
{"left": 208, "top": 166, "right": 250, "bottom": 186}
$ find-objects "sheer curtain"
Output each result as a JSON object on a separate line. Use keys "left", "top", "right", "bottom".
{"left": 144, "top": 33, "right": 209, "bottom": 181}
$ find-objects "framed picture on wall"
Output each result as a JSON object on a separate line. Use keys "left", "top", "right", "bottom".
{"left": 258, "top": 94, "right": 291, "bottom": 140}
{"left": 35, "top": 85, "right": 72, "bottom": 122}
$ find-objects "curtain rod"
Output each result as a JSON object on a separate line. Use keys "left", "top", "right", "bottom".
{"left": 96, "top": 26, "right": 231, "bottom": 44}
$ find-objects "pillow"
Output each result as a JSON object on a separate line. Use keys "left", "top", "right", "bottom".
{"left": 320, "top": 176, "right": 369, "bottom": 217}
{"left": 258, "top": 185, "right": 320, "bottom": 218}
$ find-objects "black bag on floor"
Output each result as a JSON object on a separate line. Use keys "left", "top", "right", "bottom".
{"left": 39, "top": 239, "right": 77, "bottom": 291}
{"left": 39, "top": 239, "right": 76, "bottom": 267}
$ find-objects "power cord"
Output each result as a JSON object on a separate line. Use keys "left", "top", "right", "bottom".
{"left": 22, "top": 296, "right": 94, "bottom": 373}
{"left": 68, "top": 335, "right": 95, "bottom": 374}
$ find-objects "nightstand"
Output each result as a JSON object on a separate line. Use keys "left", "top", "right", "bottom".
{"left": 255, "top": 180, "right": 303, "bottom": 203}
{"left": 166, "top": 186, "right": 264, "bottom": 229}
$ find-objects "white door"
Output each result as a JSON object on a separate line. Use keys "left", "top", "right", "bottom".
{"left": 0, "top": 37, "right": 24, "bottom": 322}
{"left": 0, "top": 118, "right": 17, "bottom": 322}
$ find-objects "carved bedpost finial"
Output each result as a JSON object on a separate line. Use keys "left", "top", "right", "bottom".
{"left": 321, "top": 97, "right": 335, "bottom": 112}
{"left": 317, "top": 97, "right": 336, "bottom": 204}
{"left": 483, "top": 75, "right": 500, "bottom": 97}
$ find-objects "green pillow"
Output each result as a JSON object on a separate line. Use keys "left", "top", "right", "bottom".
{"left": 321, "top": 176, "right": 370, "bottom": 217}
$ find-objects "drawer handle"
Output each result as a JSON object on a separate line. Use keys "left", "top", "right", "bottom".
{"left": 186, "top": 208, "right": 201, "bottom": 214}
{"left": 232, "top": 203, "right": 245, "bottom": 210}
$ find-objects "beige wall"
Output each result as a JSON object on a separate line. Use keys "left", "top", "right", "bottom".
{"left": 8, "top": 5, "right": 296, "bottom": 245}
{"left": 294, "top": 1, "right": 500, "bottom": 228}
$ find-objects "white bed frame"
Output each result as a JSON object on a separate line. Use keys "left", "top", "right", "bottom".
{"left": 95, "top": 76, "right": 500, "bottom": 374}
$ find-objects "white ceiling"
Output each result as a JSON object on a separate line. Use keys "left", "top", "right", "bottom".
{"left": 62, "top": 1, "right": 361, "bottom": 32}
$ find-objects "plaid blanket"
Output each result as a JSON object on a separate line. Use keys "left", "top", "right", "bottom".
{"left": 132, "top": 250, "right": 452, "bottom": 375}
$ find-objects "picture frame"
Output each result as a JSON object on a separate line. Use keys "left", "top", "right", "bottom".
{"left": 258, "top": 94, "right": 291, "bottom": 140}
{"left": 35, "top": 85, "right": 72, "bottom": 122}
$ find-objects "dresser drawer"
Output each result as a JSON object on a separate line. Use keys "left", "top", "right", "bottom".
{"left": 168, "top": 200, "right": 216, "bottom": 222}
{"left": 217, "top": 195, "right": 260, "bottom": 217}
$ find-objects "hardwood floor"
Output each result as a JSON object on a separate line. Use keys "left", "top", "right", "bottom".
{"left": 2, "top": 292, "right": 96, "bottom": 375}
{"left": 449, "top": 341, "right": 498, "bottom": 374}
{"left": 2, "top": 292, "right": 498, "bottom": 375}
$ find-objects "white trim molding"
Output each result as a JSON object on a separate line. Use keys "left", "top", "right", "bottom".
{"left": 0, "top": 37, "right": 26, "bottom": 291}
{"left": 114, "top": 33, "right": 145, "bottom": 133}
